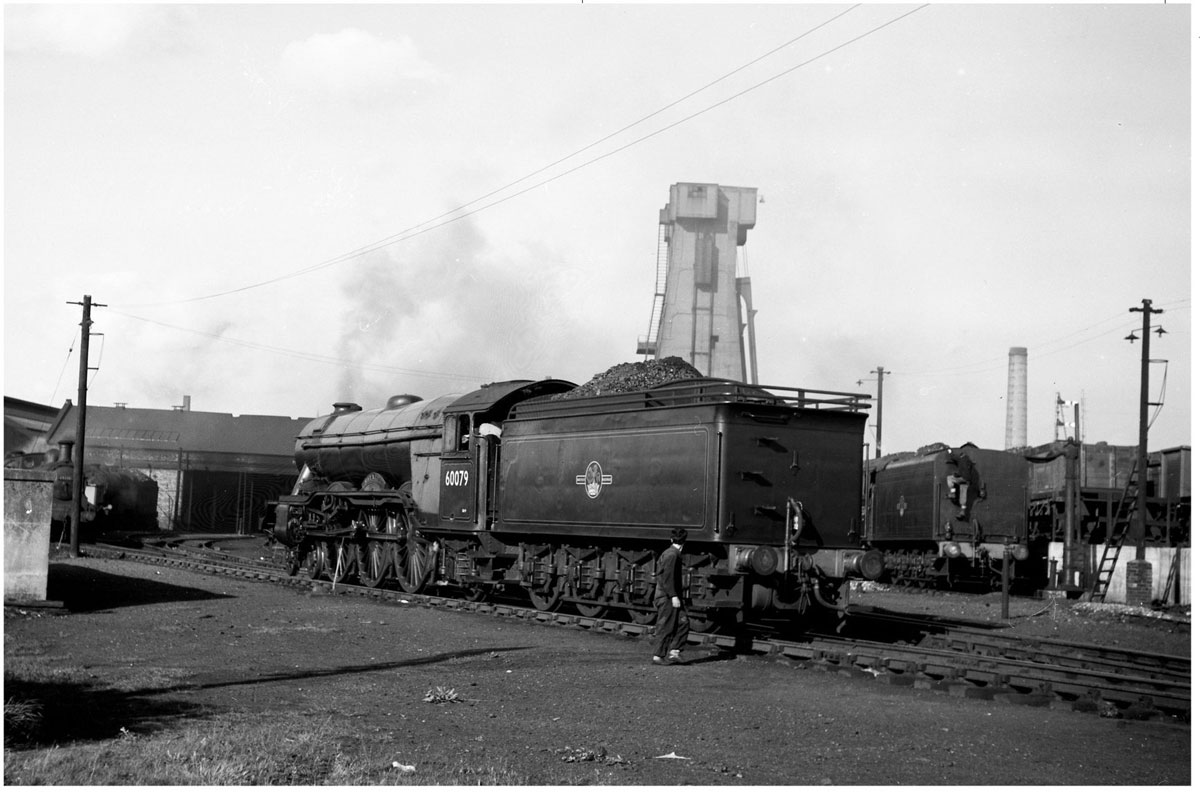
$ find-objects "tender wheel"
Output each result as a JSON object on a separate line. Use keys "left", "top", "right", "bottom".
{"left": 575, "top": 581, "right": 615, "bottom": 618}
{"left": 576, "top": 601, "right": 608, "bottom": 618}
{"left": 463, "top": 584, "right": 490, "bottom": 603}
{"left": 688, "top": 608, "right": 725, "bottom": 633}
{"left": 626, "top": 607, "right": 656, "bottom": 625}
{"left": 526, "top": 582, "right": 563, "bottom": 612}
{"left": 395, "top": 528, "right": 435, "bottom": 594}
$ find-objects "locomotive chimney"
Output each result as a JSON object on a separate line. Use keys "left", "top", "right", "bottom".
{"left": 332, "top": 402, "right": 363, "bottom": 414}
{"left": 58, "top": 440, "right": 74, "bottom": 464}
{"left": 1004, "top": 346, "right": 1028, "bottom": 450}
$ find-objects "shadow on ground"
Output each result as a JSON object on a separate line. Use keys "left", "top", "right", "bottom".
{"left": 46, "top": 563, "right": 234, "bottom": 612}
{"left": 4, "top": 676, "right": 212, "bottom": 748}
{"left": 4, "top": 645, "right": 533, "bottom": 749}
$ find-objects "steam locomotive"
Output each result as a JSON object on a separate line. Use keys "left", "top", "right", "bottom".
{"left": 262, "top": 377, "right": 884, "bottom": 626}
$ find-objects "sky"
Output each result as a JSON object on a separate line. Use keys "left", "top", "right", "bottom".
{"left": 3, "top": 2, "right": 1191, "bottom": 457}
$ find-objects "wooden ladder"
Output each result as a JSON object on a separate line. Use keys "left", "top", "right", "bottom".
{"left": 1085, "top": 469, "right": 1141, "bottom": 603}
{"left": 1158, "top": 524, "right": 1182, "bottom": 605}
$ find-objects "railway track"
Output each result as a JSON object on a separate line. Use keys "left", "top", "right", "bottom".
{"left": 86, "top": 540, "right": 1190, "bottom": 722}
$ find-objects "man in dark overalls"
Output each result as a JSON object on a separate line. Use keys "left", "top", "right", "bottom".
{"left": 652, "top": 528, "right": 691, "bottom": 665}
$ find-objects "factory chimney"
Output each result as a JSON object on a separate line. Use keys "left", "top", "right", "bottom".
{"left": 1004, "top": 347, "right": 1028, "bottom": 450}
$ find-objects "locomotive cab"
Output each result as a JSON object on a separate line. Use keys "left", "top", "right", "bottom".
{"left": 433, "top": 379, "right": 578, "bottom": 532}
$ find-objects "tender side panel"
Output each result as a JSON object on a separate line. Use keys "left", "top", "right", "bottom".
{"left": 495, "top": 426, "right": 711, "bottom": 537}
{"left": 870, "top": 457, "right": 940, "bottom": 542}
{"left": 720, "top": 410, "right": 867, "bottom": 548}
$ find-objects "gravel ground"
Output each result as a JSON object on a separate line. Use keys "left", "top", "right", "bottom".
{"left": 3, "top": 553, "right": 1190, "bottom": 785}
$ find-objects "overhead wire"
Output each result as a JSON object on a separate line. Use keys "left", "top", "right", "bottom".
{"left": 1147, "top": 361, "right": 1169, "bottom": 429}
{"left": 893, "top": 301, "right": 1189, "bottom": 380}
{"left": 115, "top": 4, "right": 927, "bottom": 308}
{"left": 88, "top": 332, "right": 106, "bottom": 390}
{"left": 48, "top": 331, "right": 79, "bottom": 406}
{"left": 107, "top": 309, "right": 487, "bottom": 383}
{"left": 327, "top": 3, "right": 865, "bottom": 276}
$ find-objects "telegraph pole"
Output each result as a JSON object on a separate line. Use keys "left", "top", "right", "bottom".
{"left": 1129, "top": 298, "right": 1162, "bottom": 560}
{"left": 1123, "top": 298, "right": 1163, "bottom": 607}
{"left": 858, "top": 366, "right": 890, "bottom": 458}
{"left": 66, "top": 295, "right": 104, "bottom": 558}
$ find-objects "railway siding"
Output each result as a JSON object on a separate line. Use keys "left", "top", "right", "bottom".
{"left": 88, "top": 539, "right": 1190, "bottom": 723}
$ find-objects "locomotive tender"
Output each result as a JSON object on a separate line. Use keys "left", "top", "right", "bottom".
{"left": 868, "top": 440, "right": 1191, "bottom": 592}
{"left": 263, "top": 377, "right": 884, "bottom": 624}
{"left": 867, "top": 443, "right": 1039, "bottom": 590}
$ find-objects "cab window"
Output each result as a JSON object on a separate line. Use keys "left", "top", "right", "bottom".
{"left": 444, "top": 414, "right": 472, "bottom": 452}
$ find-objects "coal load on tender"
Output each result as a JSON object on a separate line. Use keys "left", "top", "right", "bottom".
{"left": 551, "top": 356, "right": 702, "bottom": 400}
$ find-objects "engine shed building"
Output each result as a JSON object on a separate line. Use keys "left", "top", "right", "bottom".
{"left": 4, "top": 396, "right": 60, "bottom": 458}
{"left": 41, "top": 400, "right": 310, "bottom": 534}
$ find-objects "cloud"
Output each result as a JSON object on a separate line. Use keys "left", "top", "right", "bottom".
{"left": 4, "top": 5, "right": 196, "bottom": 59}
{"left": 280, "top": 28, "right": 441, "bottom": 97}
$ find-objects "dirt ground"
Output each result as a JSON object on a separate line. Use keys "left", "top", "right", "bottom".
{"left": 4, "top": 553, "right": 1191, "bottom": 785}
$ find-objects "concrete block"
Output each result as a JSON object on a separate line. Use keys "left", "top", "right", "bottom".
{"left": 4, "top": 470, "right": 54, "bottom": 604}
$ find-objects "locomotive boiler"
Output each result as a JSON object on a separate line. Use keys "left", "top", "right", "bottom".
{"left": 866, "top": 443, "right": 1042, "bottom": 590}
{"left": 263, "top": 377, "right": 884, "bottom": 625}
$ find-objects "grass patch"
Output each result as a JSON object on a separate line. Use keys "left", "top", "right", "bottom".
{"left": 4, "top": 699, "right": 43, "bottom": 746}
{"left": 3, "top": 610, "right": 626, "bottom": 785}
{"left": 4, "top": 714, "right": 612, "bottom": 785}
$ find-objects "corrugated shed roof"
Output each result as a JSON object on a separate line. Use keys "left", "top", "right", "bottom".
{"left": 47, "top": 405, "right": 311, "bottom": 457}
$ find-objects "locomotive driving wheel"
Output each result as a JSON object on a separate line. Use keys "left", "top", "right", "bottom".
{"left": 359, "top": 541, "right": 390, "bottom": 588}
{"left": 327, "top": 539, "right": 356, "bottom": 583}
{"left": 357, "top": 509, "right": 397, "bottom": 588}
{"left": 394, "top": 525, "right": 435, "bottom": 594}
